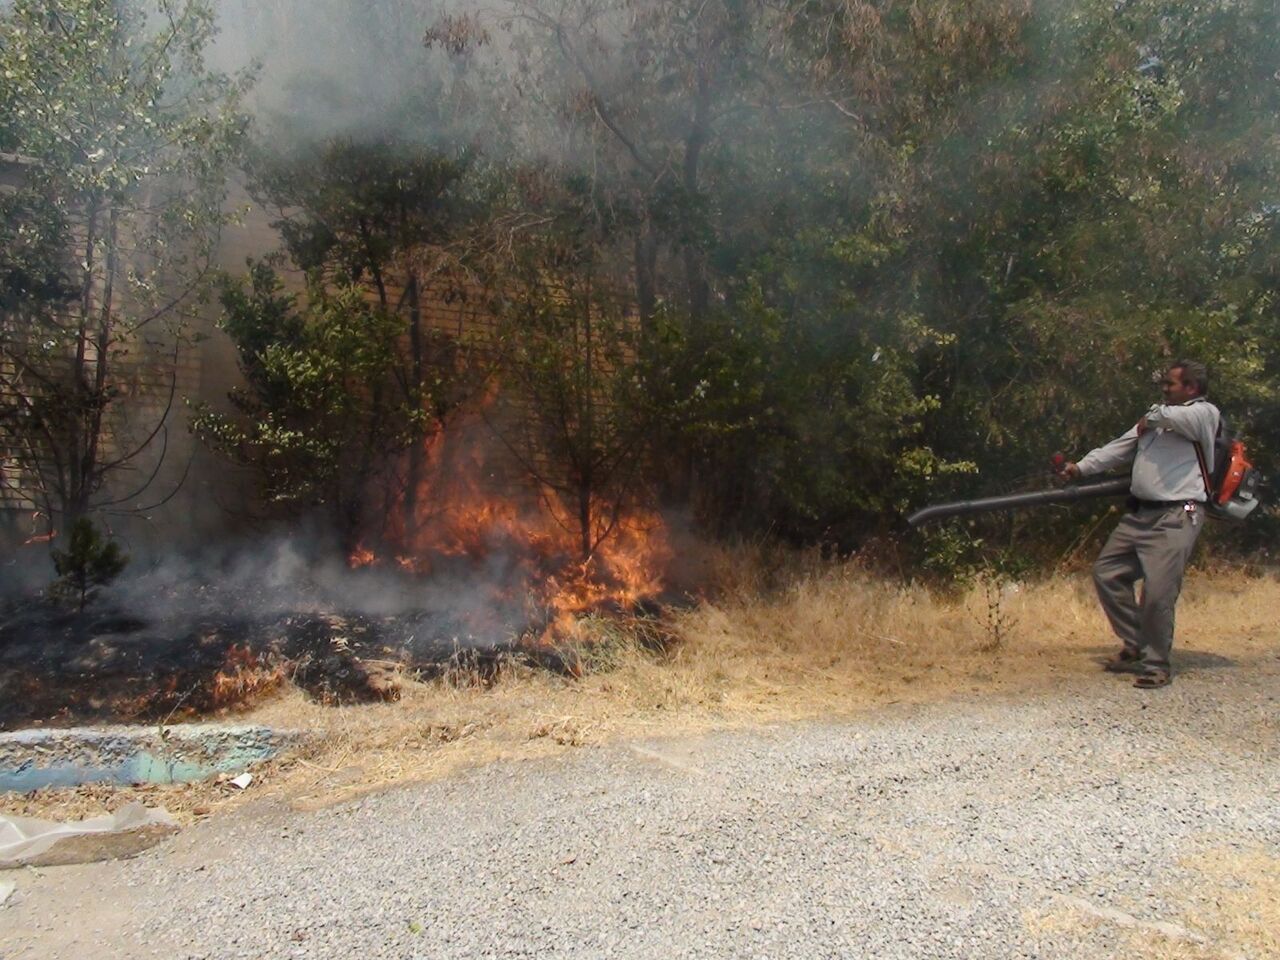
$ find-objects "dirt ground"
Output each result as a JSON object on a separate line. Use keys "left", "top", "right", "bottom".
{"left": 4, "top": 566, "right": 1276, "bottom": 825}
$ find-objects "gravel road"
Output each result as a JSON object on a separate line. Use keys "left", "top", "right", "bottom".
{"left": 4, "top": 652, "right": 1277, "bottom": 960}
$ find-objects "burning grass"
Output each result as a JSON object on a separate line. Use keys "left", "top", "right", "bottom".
{"left": 8, "top": 547, "right": 1276, "bottom": 823}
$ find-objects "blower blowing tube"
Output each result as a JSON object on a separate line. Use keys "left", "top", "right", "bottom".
{"left": 905, "top": 477, "right": 1132, "bottom": 528}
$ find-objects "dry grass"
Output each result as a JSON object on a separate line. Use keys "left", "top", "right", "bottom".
{"left": 1111, "top": 846, "right": 1280, "bottom": 960}
{"left": 1173, "top": 846, "right": 1280, "bottom": 959}
{"left": 6, "top": 547, "right": 1278, "bottom": 822}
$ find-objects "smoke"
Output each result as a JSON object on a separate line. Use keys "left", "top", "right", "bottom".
{"left": 205, "top": 0, "right": 710, "bottom": 169}
{"left": 208, "top": 0, "right": 491, "bottom": 149}
{"left": 99, "top": 533, "right": 537, "bottom": 649}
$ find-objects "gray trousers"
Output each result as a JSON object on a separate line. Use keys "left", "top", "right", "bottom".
{"left": 1092, "top": 504, "right": 1202, "bottom": 672}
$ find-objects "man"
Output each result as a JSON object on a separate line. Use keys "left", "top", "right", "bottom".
{"left": 1057, "top": 360, "right": 1219, "bottom": 689}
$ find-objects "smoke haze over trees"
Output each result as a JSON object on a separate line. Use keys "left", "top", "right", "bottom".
{"left": 4, "top": 0, "right": 1278, "bottom": 573}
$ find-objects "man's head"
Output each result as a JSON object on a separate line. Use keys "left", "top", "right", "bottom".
{"left": 1162, "top": 360, "right": 1208, "bottom": 404}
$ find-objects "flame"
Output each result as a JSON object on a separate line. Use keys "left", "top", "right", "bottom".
{"left": 348, "top": 397, "right": 671, "bottom": 645}
{"left": 22, "top": 511, "right": 55, "bottom": 545}
{"left": 348, "top": 544, "right": 376, "bottom": 568}
{"left": 210, "top": 644, "right": 284, "bottom": 707}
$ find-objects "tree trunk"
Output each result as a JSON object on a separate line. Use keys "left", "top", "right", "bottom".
{"left": 403, "top": 269, "right": 425, "bottom": 540}
{"left": 579, "top": 280, "right": 596, "bottom": 562}
{"left": 634, "top": 224, "right": 658, "bottom": 330}
{"left": 66, "top": 199, "right": 99, "bottom": 529}
{"left": 359, "top": 256, "right": 391, "bottom": 546}
{"left": 81, "top": 206, "right": 118, "bottom": 521}
{"left": 578, "top": 478, "right": 592, "bottom": 563}
{"left": 682, "top": 67, "right": 712, "bottom": 325}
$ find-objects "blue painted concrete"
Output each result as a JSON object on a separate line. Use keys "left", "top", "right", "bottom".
{"left": 0, "top": 724, "right": 295, "bottom": 792}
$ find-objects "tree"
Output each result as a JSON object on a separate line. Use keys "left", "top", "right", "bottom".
{"left": 433, "top": 0, "right": 987, "bottom": 542}
{"left": 482, "top": 173, "right": 658, "bottom": 562}
{"left": 759, "top": 0, "right": 1280, "bottom": 554}
{"left": 885, "top": 0, "right": 1280, "bottom": 521}
{"left": 50, "top": 516, "right": 128, "bottom": 611}
{"left": 245, "top": 137, "right": 477, "bottom": 538}
{"left": 226, "top": 0, "right": 1279, "bottom": 557}
{"left": 0, "top": 0, "right": 249, "bottom": 536}
{"left": 191, "top": 264, "right": 422, "bottom": 553}
{"left": 481, "top": 0, "right": 769, "bottom": 328}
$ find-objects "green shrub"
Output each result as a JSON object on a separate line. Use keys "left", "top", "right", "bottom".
{"left": 50, "top": 518, "right": 128, "bottom": 612}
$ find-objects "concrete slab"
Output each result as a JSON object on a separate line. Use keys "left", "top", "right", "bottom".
{"left": 0, "top": 723, "right": 299, "bottom": 792}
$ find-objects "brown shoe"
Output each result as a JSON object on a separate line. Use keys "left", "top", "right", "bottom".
{"left": 1133, "top": 669, "right": 1171, "bottom": 689}
{"left": 1102, "top": 648, "right": 1142, "bottom": 673}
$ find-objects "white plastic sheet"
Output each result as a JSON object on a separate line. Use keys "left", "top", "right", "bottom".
{"left": 0, "top": 802, "right": 176, "bottom": 866}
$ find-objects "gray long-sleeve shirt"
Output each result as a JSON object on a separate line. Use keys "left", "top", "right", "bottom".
{"left": 1077, "top": 397, "right": 1220, "bottom": 502}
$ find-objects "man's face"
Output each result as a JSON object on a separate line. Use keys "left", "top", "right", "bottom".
{"left": 1161, "top": 367, "right": 1199, "bottom": 404}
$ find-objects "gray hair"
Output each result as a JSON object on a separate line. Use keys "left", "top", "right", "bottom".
{"left": 1170, "top": 359, "right": 1209, "bottom": 396}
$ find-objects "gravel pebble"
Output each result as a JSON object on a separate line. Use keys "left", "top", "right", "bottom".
{"left": 4, "top": 655, "right": 1277, "bottom": 959}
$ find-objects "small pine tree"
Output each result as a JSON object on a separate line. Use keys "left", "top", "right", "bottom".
{"left": 50, "top": 518, "right": 129, "bottom": 612}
